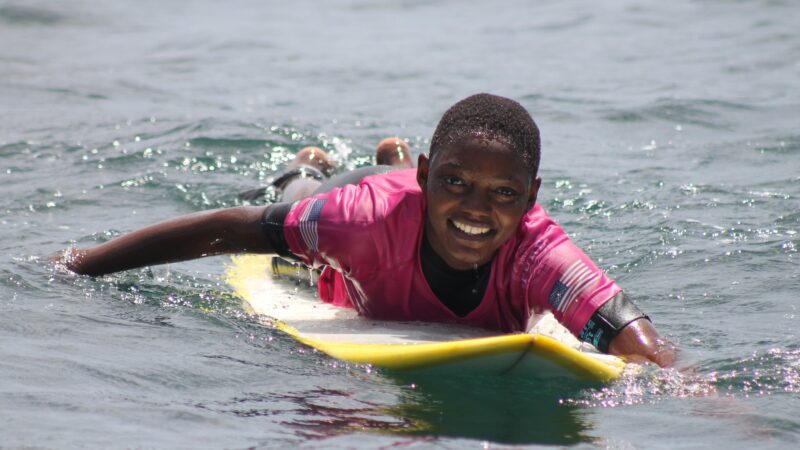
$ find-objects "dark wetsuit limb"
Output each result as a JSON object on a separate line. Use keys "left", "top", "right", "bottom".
{"left": 579, "top": 292, "right": 650, "bottom": 352}
{"left": 261, "top": 202, "right": 294, "bottom": 258}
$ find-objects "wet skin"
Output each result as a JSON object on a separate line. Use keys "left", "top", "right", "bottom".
{"left": 416, "top": 141, "right": 542, "bottom": 271}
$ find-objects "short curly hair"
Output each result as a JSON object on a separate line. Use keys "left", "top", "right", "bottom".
{"left": 429, "top": 93, "right": 540, "bottom": 179}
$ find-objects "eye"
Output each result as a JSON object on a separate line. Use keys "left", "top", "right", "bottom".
{"left": 443, "top": 176, "right": 465, "bottom": 186}
{"left": 495, "top": 187, "right": 519, "bottom": 198}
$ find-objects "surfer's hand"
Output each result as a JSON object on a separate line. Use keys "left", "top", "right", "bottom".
{"left": 49, "top": 247, "right": 87, "bottom": 273}
{"left": 608, "top": 318, "right": 677, "bottom": 368}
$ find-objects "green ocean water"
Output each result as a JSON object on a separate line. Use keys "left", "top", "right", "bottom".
{"left": 1, "top": 0, "right": 798, "bottom": 447}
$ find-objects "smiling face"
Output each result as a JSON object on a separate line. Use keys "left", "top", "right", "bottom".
{"left": 416, "top": 139, "right": 541, "bottom": 270}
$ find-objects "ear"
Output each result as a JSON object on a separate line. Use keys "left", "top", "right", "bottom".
{"left": 416, "top": 153, "right": 430, "bottom": 191}
{"left": 527, "top": 176, "right": 541, "bottom": 208}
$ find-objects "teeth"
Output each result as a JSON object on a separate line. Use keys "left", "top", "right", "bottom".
{"left": 452, "top": 220, "right": 490, "bottom": 235}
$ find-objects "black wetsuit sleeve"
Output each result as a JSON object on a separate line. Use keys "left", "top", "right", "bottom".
{"left": 579, "top": 292, "right": 650, "bottom": 353}
{"left": 260, "top": 202, "right": 295, "bottom": 259}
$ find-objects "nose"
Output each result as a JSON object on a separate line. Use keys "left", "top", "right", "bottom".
{"left": 460, "top": 187, "right": 491, "bottom": 217}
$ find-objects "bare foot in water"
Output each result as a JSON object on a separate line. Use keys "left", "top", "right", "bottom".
{"left": 290, "top": 146, "right": 336, "bottom": 176}
{"left": 375, "top": 137, "right": 413, "bottom": 168}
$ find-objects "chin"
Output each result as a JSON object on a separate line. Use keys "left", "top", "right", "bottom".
{"left": 446, "top": 250, "right": 493, "bottom": 269}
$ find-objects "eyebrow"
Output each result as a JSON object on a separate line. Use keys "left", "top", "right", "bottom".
{"left": 437, "top": 162, "right": 522, "bottom": 182}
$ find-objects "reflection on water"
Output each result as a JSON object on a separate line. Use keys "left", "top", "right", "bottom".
{"left": 381, "top": 373, "right": 595, "bottom": 445}
{"left": 199, "top": 371, "right": 599, "bottom": 445}
{"left": 207, "top": 345, "right": 800, "bottom": 445}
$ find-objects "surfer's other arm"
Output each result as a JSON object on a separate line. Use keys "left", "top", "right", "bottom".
{"left": 59, "top": 206, "right": 276, "bottom": 277}
{"left": 609, "top": 316, "right": 677, "bottom": 368}
{"left": 579, "top": 292, "right": 677, "bottom": 367}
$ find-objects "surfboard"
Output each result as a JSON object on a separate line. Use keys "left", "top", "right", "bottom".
{"left": 226, "top": 254, "right": 627, "bottom": 381}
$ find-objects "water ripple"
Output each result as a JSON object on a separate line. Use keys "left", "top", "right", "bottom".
{"left": 600, "top": 97, "right": 755, "bottom": 129}
{"left": 0, "top": 5, "right": 64, "bottom": 26}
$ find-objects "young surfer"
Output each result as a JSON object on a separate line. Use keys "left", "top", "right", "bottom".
{"left": 58, "top": 94, "right": 677, "bottom": 367}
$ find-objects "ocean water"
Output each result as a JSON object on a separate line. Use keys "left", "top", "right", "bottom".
{"left": 1, "top": 0, "right": 798, "bottom": 447}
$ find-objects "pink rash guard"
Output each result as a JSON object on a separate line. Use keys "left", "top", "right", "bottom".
{"left": 283, "top": 169, "right": 622, "bottom": 337}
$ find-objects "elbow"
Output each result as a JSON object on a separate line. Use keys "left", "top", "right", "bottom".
{"left": 608, "top": 319, "right": 678, "bottom": 368}
{"left": 209, "top": 206, "right": 271, "bottom": 254}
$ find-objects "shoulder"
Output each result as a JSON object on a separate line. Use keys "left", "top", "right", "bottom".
{"left": 502, "top": 204, "right": 573, "bottom": 288}
{"left": 284, "top": 168, "right": 423, "bottom": 254}
{"left": 288, "top": 169, "right": 423, "bottom": 271}
{"left": 328, "top": 168, "right": 422, "bottom": 223}
{"left": 515, "top": 204, "right": 569, "bottom": 258}
{"left": 359, "top": 168, "right": 420, "bottom": 197}
{"left": 506, "top": 204, "right": 622, "bottom": 330}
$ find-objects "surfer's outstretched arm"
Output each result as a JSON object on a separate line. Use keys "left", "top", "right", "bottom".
{"left": 59, "top": 206, "right": 274, "bottom": 277}
{"left": 608, "top": 316, "right": 677, "bottom": 368}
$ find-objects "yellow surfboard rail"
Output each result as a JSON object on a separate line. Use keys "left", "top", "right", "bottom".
{"left": 274, "top": 319, "right": 623, "bottom": 380}
{"left": 227, "top": 255, "right": 625, "bottom": 382}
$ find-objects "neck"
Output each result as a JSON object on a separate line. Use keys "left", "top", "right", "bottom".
{"left": 421, "top": 231, "right": 489, "bottom": 276}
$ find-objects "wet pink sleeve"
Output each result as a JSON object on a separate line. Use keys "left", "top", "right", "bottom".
{"left": 282, "top": 183, "right": 386, "bottom": 273}
{"left": 283, "top": 195, "right": 330, "bottom": 268}
{"left": 523, "top": 227, "right": 622, "bottom": 337}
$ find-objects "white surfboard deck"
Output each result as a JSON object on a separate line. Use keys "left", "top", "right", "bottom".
{"left": 226, "top": 255, "right": 627, "bottom": 381}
